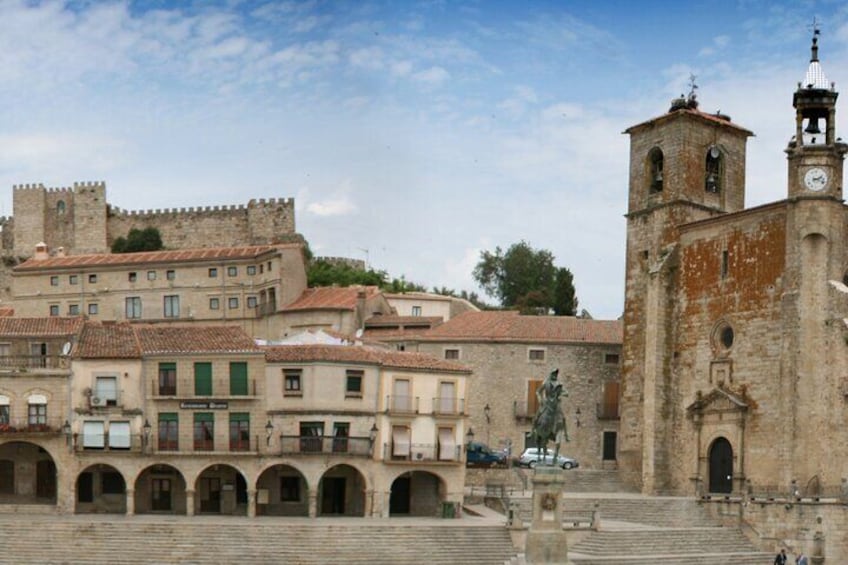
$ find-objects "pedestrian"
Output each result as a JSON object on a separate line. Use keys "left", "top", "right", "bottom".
{"left": 773, "top": 548, "right": 787, "bottom": 565}
{"left": 796, "top": 552, "right": 808, "bottom": 565}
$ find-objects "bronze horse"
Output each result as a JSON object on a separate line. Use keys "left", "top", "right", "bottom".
{"left": 530, "top": 369, "right": 569, "bottom": 466}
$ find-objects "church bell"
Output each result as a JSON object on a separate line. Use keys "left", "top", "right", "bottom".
{"left": 804, "top": 118, "right": 822, "bottom": 135}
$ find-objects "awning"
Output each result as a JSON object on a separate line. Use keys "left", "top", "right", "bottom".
{"left": 82, "top": 421, "right": 105, "bottom": 449}
{"left": 109, "top": 421, "right": 131, "bottom": 449}
{"left": 392, "top": 426, "right": 410, "bottom": 457}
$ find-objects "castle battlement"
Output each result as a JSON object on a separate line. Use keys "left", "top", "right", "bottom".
{"left": 107, "top": 198, "right": 294, "bottom": 218}
{"left": 13, "top": 181, "right": 105, "bottom": 193}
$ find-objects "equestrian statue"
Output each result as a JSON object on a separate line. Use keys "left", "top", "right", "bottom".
{"left": 530, "top": 368, "right": 569, "bottom": 466}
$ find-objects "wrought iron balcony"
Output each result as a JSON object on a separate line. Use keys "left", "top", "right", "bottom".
{"left": 384, "top": 442, "right": 461, "bottom": 463}
{"left": 385, "top": 395, "right": 419, "bottom": 415}
{"left": 0, "top": 355, "right": 67, "bottom": 371}
{"left": 0, "top": 418, "right": 65, "bottom": 434}
{"left": 279, "top": 435, "right": 373, "bottom": 457}
{"left": 431, "top": 397, "right": 465, "bottom": 416}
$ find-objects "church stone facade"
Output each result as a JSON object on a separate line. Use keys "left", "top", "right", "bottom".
{"left": 619, "top": 32, "right": 848, "bottom": 558}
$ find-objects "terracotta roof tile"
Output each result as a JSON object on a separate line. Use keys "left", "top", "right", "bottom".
{"left": 418, "top": 311, "right": 622, "bottom": 345}
{"left": 282, "top": 286, "right": 381, "bottom": 311}
{"left": 365, "top": 315, "right": 442, "bottom": 327}
{"left": 75, "top": 322, "right": 140, "bottom": 358}
{"left": 264, "top": 344, "right": 470, "bottom": 373}
{"left": 135, "top": 325, "right": 262, "bottom": 355}
{"left": 0, "top": 307, "right": 15, "bottom": 317}
{"left": 75, "top": 322, "right": 262, "bottom": 358}
{"left": 0, "top": 317, "right": 84, "bottom": 337}
{"left": 15, "top": 244, "right": 300, "bottom": 271}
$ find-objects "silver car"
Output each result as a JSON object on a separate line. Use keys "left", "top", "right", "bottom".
{"left": 519, "top": 447, "right": 579, "bottom": 469}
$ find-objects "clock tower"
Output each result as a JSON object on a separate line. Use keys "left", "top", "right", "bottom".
{"left": 786, "top": 29, "right": 848, "bottom": 199}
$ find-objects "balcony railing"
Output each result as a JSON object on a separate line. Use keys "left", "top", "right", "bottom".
{"left": 386, "top": 395, "right": 418, "bottom": 414}
{"left": 596, "top": 402, "right": 620, "bottom": 420}
{"left": 279, "top": 435, "right": 373, "bottom": 457}
{"left": 151, "top": 378, "right": 258, "bottom": 397}
{"left": 151, "top": 436, "right": 263, "bottom": 453}
{"left": 0, "top": 418, "right": 65, "bottom": 434}
{"left": 513, "top": 400, "right": 536, "bottom": 421}
{"left": 384, "top": 442, "right": 461, "bottom": 463}
{"left": 431, "top": 397, "right": 465, "bottom": 416}
{"left": 0, "top": 355, "right": 66, "bottom": 370}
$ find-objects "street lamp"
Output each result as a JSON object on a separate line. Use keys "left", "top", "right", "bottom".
{"left": 265, "top": 420, "right": 274, "bottom": 446}
{"left": 142, "top": 419, "right": 152, "bottom": 449}
{"left": 369, "top": 423, "right": 378, "bottom": 444}
{"left": 484, "top": 403, "right": 491, "bottom": 424}
{"left": 466, "top": 427, "right": 475, "bottom": 445}
{"left": 62, "top": 420, "right": 71, "bottom": 448}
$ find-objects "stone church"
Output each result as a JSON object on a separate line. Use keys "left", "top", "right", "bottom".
{"left": 619, "top": 28, "right": 848, "bottom": 508}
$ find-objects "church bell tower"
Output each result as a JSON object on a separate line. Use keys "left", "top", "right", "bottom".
{"left": 786, "top": 28, "right": 848, "bottom": 199}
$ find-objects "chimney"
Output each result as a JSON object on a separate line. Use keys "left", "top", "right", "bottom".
{"left": 55, "top": 246, "right": 66, "bottom": 258}
{"left": 33, "top": 242, "right": 49, "bottom": 260}
{"left": 356, "top": 288, "right": 367, "bottom": 330}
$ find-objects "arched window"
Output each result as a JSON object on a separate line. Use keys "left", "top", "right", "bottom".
{"left": 705, "top": 146, "right": 721, "bottom": 193}
{"left": 648, "top": 148, "right": 663, "bottom": 193}
{"left": 57, "top": 201, "right": 66, "bottom": 215}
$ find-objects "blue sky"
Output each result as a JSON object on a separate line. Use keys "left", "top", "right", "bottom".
{"left": 0, "top": 1, "right": 846, "bottom": 319}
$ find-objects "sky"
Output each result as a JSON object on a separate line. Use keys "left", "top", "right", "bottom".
{"left": 0, "top": 1, "right": 847, "bottom": 320}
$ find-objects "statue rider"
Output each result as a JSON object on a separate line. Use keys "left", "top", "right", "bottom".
{"left": 531, "top": 369, "right": 569, "bottom": 464}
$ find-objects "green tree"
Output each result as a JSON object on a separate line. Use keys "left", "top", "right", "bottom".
{"left": 111, "top": 227, "right": 164, "bottom": 253}
{"left": 307, "top": 259, "right": 387, "bottom": 287}
{"left": 472, "top": 241, "right": 578, "bottom": 315}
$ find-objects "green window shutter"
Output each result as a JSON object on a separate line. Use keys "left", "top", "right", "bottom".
{"left": 194, "top": 412, "right": 214, "bottom": 423}
{"left": 229, "top": 412, "right": 250, "bottom": 423}
{"left": 158, "top": 412, "right": 178, "bottom": 422}
{"left": 229, "top": 362, "right": 248, "bottom": 395}
{"left": 194, "top": 363, "right": 212, "bottom": 396}
{"left": 159, "top": 362, "right": 176, "bottom": 372}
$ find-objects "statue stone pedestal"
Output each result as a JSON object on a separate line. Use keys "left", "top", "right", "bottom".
{"left": 525, "top": 466, "right": 569, "bottom": 564}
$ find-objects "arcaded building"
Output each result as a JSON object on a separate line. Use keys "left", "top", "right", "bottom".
{"left": 619, "top": 33, "right": 848, "bottom": 558}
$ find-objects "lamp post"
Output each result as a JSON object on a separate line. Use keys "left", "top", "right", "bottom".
{"left": 483, "top": 403, "right": 491, "bottom": 445}
{"left": 265, "top": 420, "right": 274, "bottom": 446}
{"left": 62, "top": 420, "right": 71, "bottom": 450}
{"left": 142, "top": 419, "right": 151, "bottom": 451}
{"left": 369, "top": 423, "right": 378, "bottom": 456}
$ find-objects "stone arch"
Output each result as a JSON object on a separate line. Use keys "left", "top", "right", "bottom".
{"left": 0, "top": 440, "right": 57, "bottom": 505}
{"left": 317, "top": 464, "right": 366, "bottom": 517}
{"left": 647, "top": 146, "right": 664, "bottom": 193}
{"left": 705, "top": 145, "right": 723, "bottom": 193}
{"left": 76, "top": 463, "right": 126, "bottom": 513}
{"left": 708, "top": 436, "right": 733, "bottom": 494}
{"left": 57, "top": 200, "right": 66, "bottom": 215}
{"left": 255, "top": 463, "right": 309, "bottom": 517}
{"left": 134, "top": 463, "right": 188, "bottom": 515}
{"left": 194, "top": 463, "right": 248, "bottom": 515}
{"left": 388, "top": 470, "right": 446, "bottom": 517}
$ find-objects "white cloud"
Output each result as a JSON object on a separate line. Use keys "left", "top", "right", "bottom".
{"left": 412, "top": 66, "right": 449, "bottom": 85}
{"left": 303, "top": 181, "right": 359, "bottom": 217}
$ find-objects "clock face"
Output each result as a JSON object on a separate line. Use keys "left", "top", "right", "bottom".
{"left": 804, "top": 167, "right": 828, "bottom": 191}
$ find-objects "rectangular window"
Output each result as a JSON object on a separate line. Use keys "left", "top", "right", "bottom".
{"left": 163, "top": 295, "right": 179, "bottom": 318}
{"left": 49, "top": 305, "right": 59, "bottom": 316}
{"left": 604, "top": 353, "right": 620, "bottom": 365}
{"left": 411, "top": 305, "right": 422, "bottom": 316}
{"left": 68, "top": 304, "right": 80, "bottom": 316}
{"left": 0, "top": 405, "right": 8, "bottom": 425}
{"left": 602, "top": 431, "right": 617, "bottom": 461}
{"left": 345, "top": 370, "right": 363, "bottom": 397}
{"left": 228, "top": 297, "right": 239, "bottom": 309}
{"left": 125, "top": 297, "right": 142, "bottom": 319}
{"left": 88, "top": 303, "right": 98, "bottom": 315}
{"left": 259, "top": 264, "right": 264, "bottom": 274}
{"left": 391, "top": 379, "right": 411, "bottom": 412}
{"left": 528, "top": 349, "right": 545, "bottom": 361}
{"left": 50, "top": 276, "right": 58, "bottom": 287}
{"left": 88, "top": 274, "right": 97, "bottom": 284}
{"left": 94, "top": 376, "right": 118, "bottom": 406}
{"left": 600, "top": 381, "right": 620, "bottom": 420}
{"left": 227, "top": 266, "right": 238, "bottom": 277}
{"left": 438, "top": 427, "right": 457, "bottom": 461}
{"left": 229, "top": 413, "right": 250, "bottom": 451}
{"left": 721, "top": 250, "right": 729, "bottom": 279}
{"left": 108, "top": 421, "right": 131, "bottom": 449}
{"left": 28, "top": 403, "right": 47, "bottom": 426}
{"left": 82, "top": 421, "right": 105, "bottom": 449}
{"left": 159, "top": 363, "right": 177, "bottom": 396}
{"left": 299, "top": 422, "right": 323, "bottom": 453}
{"left": 267, "top": 262, "right": 272, "bottom": 271}
{"left": 158, "top": 413, "right": 179, "bottom": 451}
{"left": 209, "top": 297, "right": 220, "bottom": 310}
{"left": 128, "top": 272, "right": 137, "bottom": 282}
{"left": 0, "top": 344, "right": 9, "bottom": 358}
{"left": 391, "top": 425, "right": 411, "bottom": 458}
{"left": 193, "top": 413, "right": 214, "bottom": 451}
{"left": 284, "top": 370, "right": 302, "bottom": 396}
{"left": 147, "top": 271, "right": 156, "bottom": 281}
{"left": 229, "top": 362, "right": 248, "bottom": 396}
{"left": 527, "top": 380, "right": 542, "bottom": 417}
{"left": 247, "top": 266, "right": 256, "bottom": 276}
{"left": 208, "top": 268, "right": 218, "bottom": 278}
{"left": 194, "top": 362, "right": 212, "bottom": 396}
{"left": 166, "top": 270, "right": 175, "bottom": 281}
{"left": 69, "top": 275, "right": 78, "bottom": 285}
{"left": 444, "top": 349, "right": 460, "bottom": 360}
{"left": 332, "top": 422, "right": 349, "bottom": 453}
{"left": 280, "top": 477, "right": 300, "bottom": 502}
{"left": 246, "top": 296, "right": 257, "bottom": 309}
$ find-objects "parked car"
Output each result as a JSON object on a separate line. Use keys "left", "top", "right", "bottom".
{"left": 518, "top": 447, "right": 579, "bottom": 469}
{"left": 466, "top": 442, "right": 507, "bottom": 467}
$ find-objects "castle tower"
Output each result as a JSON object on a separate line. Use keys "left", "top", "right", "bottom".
{"left": 619, "top": 89, "right": 753, "bottom": 492}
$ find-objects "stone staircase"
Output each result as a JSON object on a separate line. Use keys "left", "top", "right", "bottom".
{"left": 558, "top": 469, "right": 639, "bottom": 494}
{"left": 0, "top": 515, "right": 517, "bottom": 564}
